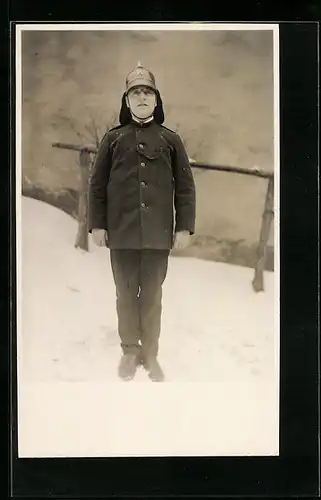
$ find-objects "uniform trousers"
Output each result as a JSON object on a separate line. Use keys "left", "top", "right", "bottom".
{"left": 110, "top": 249, "right": 170, "bottom": 360}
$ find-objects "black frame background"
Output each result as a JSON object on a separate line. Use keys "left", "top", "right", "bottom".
{"left": 5, "top": 11, "right": 319, "bottom": 499}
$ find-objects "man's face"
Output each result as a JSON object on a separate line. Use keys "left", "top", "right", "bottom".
{"left": 126, "top": 86, "right": 157, "bottom": 119}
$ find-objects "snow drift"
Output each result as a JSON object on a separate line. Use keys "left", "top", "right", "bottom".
{"left": 17, "top": 196, "right": 279, "bottom": 457}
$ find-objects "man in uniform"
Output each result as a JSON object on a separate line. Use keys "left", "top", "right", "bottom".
{"left": 88, "top": 62, "right": 196, "bottom": 382}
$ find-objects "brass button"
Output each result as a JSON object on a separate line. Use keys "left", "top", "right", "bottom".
{"left": 141, "top": 181, "right": 146, "bottom": 187}
{"left": 140, "top": 162, "right": 146, "bottom": 167}
{"left": 139, "top": 143, "right": 144, "bottom": 149}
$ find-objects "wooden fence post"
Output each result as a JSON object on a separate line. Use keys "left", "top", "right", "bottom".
{"left": 252, "top": 176, "right": 274, "bottom": 292}
{"left": 75, "top": 148, "right": 90, "bottom": 251}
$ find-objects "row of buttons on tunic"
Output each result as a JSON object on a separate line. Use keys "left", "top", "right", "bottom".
{"left": 139, "top": 144, "right": 146, "bottom": 169}
{"left": 139, "top": 144, "right": 147, "bottom": 208}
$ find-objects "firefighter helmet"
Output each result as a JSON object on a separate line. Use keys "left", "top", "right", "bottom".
{"left": 125, "top": 61, "right": 157, "bottom": 93}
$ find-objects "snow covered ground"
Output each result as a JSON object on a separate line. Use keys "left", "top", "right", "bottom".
{"left": 17, "top": 196, "right": 279, "bottom": 457}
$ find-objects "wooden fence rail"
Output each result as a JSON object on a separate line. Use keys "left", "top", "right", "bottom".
{"left": 52, "top": 142, "right": 274, "bottom": 292}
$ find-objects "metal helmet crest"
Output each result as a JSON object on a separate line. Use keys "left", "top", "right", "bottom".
{"left": 125, "top": 61, "right": 157, "bottom": 93}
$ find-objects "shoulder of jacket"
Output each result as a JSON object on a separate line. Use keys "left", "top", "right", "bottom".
{"left": 160, "top": 124, "right": 178, "bottom": 136}
{"left": 160, "top": 125, "right": 185, "bottom": 149}
{"left": 108, "top": 124, "right": 123, "bottom": 132}
{"left": 160, "top": 125, "right": 183, "bottom": 146}
{"left": 101, "top": 124, "right": 127, "bottom": 143}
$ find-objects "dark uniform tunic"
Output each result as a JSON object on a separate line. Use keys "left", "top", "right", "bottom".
{"left": 88, "top": 119, "right": 196, "bottom": 247}
{"left": 88, "top": 118, "right": 196, "bottom": 360}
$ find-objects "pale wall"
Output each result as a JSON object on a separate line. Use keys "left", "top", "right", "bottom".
{"left": 21, "top": 29, "right": 275, "bottom": 262}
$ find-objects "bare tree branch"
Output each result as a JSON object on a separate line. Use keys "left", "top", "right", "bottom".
{"left": 90, "top": 116, "right": 101, "bottom": 149}
{"left": 69, "top": 122, "right": 87, "bottom": 145}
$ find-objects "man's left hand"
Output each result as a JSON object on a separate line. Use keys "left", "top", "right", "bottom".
{"left": 173, "top": 230, "right": 191, "bottom": 250}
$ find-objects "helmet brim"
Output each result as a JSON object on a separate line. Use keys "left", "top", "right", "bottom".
{"left": 126, "top": 81, "right": 157, "bottom": 93}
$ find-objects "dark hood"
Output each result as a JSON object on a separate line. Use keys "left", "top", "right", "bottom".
{"left": 119, "top": 89, "right": 165, "bottom": 126}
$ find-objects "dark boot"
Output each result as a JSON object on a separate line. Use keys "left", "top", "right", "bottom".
{"left": 118, "top": 353, "right": 138, "bottom": 381}
{"left": 146, "top": 358, "right": 165, "bottom": 382}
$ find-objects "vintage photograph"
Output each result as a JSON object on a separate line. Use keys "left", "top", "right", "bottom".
{"left": 16, "top": 23, "right": 279, "bottom": 457}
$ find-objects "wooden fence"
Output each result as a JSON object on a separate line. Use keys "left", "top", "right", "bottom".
{"left": 52, "top": 142, "right": 274, "bottom": 293}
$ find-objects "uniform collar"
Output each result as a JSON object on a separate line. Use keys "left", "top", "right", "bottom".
{"left": 130, "top": 117, "right": 156, "bottom": 128}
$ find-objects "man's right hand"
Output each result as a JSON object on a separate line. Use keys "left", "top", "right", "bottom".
{"left": 92, "top": 229, "right": 108, "bottom": 247}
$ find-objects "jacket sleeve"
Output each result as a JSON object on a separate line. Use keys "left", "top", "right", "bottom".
{"left": 171, "top": 133, "right": 196, "bottom": 234}
{"left": 88, "top": 133, "right": 112, "bottom": 233}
